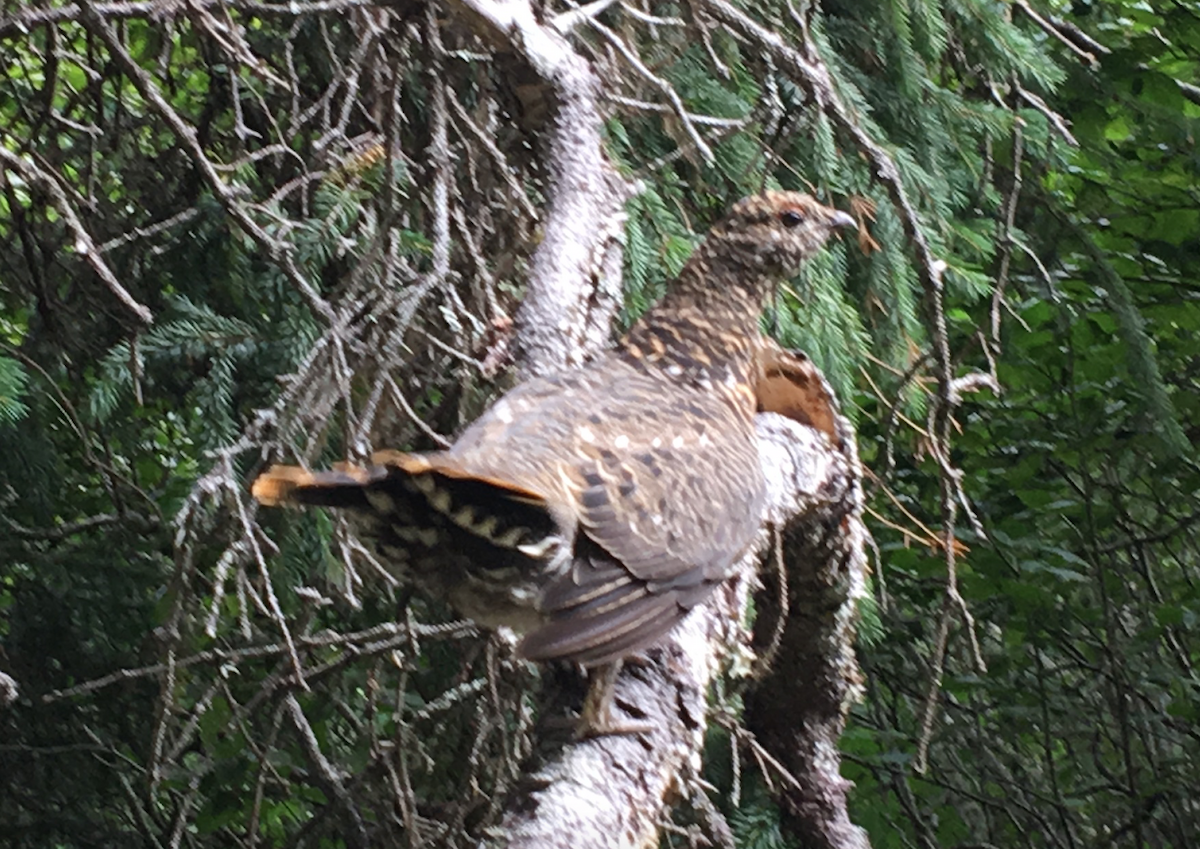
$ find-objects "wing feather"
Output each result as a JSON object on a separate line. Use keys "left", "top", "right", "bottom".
{"left": 519, "top": 539, "right": 721, "bottom": 666}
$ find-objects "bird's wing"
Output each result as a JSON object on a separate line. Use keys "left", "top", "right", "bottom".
{"left": 568, "top": 383, "right": 765, "bottom": 586}
{"left": 516, "top": 390, "right": 765, "bottom": 666}
{"left": 439, "top": 363, "right": 766, "bottom": 664}
{"left": 450, "top": 364, "right": 766, "bottom": 587}
{"left": 516, "top": 537, "right": 695, "bottom": 666}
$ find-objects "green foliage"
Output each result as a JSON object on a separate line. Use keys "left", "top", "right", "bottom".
{"left": 844, "top": 2, "right": 1200, "bottom": 843}
{"left": 729, "top": 794, "right": 797, "bottom": 849}
{"left": 0, "top": 12, "right": 409, "bottom": 845}
{"left": 0, "top": 355, "right": 30, "bottom": 423}
{"left": 621, "top": 185, "right": 696, "bottom": 327}
{"left": 611, "top": 0, "right": 1198, "bottom": 844}
{"left": 89, "top": 296, "right": 258, "bottom": 439}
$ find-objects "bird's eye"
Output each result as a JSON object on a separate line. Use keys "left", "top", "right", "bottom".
{"left": 779, "top": 210, "right": 805, "bottom": 228}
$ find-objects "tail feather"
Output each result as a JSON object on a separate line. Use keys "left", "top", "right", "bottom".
{"left": 519, "top": 545, "right": 692, "bottom": 666}
{"left": 251, "top": 464, "right": 379, "bottom": 509}
{"left": 252, "top": 455, "right": 556, "bottom": 546}
{"left": 254, "top": 456, "right": 698, "bottom": 667}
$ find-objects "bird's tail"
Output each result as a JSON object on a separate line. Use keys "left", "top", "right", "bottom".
{"left": 252, "top": 451, "right": 556, "bottom": 549}
{"left": 251, "top": 463, "right": 381, "bottom": 509}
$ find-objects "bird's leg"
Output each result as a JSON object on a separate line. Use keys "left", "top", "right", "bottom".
{"left": 576, "top": 660, "right": 656, "bottom": 738}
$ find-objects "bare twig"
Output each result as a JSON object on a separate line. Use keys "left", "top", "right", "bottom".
{"left": 445, "top": 92, "right": 540, "bottom": 221}
{"left": 1018, "top": 86, "right": 1078, "bottom": 147}
{"left": 0, "top": 147, "right": 154, "bottom": 324}
{"left": 585, "top": 16, "right": 716, "bottom": 163}
{"left": 95, "top": 207, "right": 203, "bottom": 254}
{"left": 551, "top": 0, "right": 624, "bottom": 34}
{"left": 385, "top": 374, "right": 454, "bottom": 448}
{"left": 3, "top": 511, "right": 155, "bottom": 541}
{"left": 77, "top": 1, "right": 335, "bottom": 322}
{"left": 606, "top": 94, "right": 748, "bottom": 127}
{"left": 992, "top": 91, "right": 1025, "bottom": 349}
{"left": 1014, "top": 0, "right": 1103, "bottom": 67}
{"left": 286, "top": 694, "right": 369, "bottom": 849}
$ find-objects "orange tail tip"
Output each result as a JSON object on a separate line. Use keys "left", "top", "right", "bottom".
{"left": 251, "top": 465, "right": 317, "bottom": 506}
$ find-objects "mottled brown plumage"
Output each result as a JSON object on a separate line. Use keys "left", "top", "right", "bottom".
{"left": 254, "top": 192, "right": 854, "bottom": 668}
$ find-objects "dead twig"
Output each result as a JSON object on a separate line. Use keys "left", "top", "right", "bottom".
{"left": 0, "top": 147, "right": 154, "bottom": 324}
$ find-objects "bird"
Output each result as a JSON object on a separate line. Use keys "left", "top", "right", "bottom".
{"left": 253, "top": 191, "right": 854, "bottom": 726}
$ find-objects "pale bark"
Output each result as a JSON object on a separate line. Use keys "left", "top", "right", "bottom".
{"left": 448, "top": 0, "right": 633, "bottom": 379}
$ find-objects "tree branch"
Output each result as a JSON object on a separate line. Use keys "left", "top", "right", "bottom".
{"left": 77, "top": 0, "right": 335, "bottom": 323}
{"left": 0, "top": 147, "right": 154, "bottom": 325}
{"left": 446, "top": 0, "right": 633, "bottom": 378}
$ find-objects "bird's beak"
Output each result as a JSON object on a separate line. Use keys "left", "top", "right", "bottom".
{"left": 829, "top": 210, "right": 857, "bottom": 230}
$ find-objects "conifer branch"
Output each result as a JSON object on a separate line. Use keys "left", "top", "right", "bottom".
{"left": 77, "top": 0, "right": 336, "bottom": 324}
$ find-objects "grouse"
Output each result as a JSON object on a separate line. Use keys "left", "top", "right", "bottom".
{"left": 253, "top": 192, "right": 854, "bottom": 671}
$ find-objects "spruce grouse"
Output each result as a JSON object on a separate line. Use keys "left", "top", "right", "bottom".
{"left": 253, "top": 192, "right": 854, "bottom": 669}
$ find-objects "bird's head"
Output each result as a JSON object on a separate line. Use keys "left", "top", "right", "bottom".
{"left": 704, "top": 191, "right": 856, "bottom": 278}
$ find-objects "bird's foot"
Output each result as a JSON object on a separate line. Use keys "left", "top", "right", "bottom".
{"left": 575, "top": 710, "right": 656, "bottom": 739}
{"left": 574, "top": 661, "right": 655, "bottom": 739}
